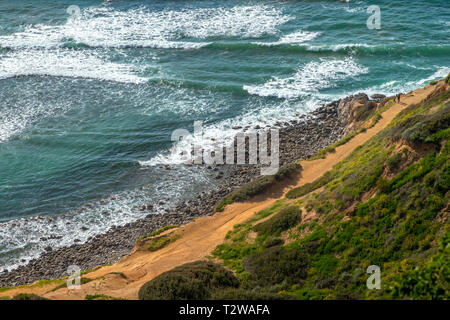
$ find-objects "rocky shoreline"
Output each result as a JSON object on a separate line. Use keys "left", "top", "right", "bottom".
{"left": 0, "top": 92, "right": 385, "bottom": 288}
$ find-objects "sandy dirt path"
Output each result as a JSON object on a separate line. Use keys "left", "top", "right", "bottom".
{"left": 0, "top": 84, "right": 436, "bottom": 300}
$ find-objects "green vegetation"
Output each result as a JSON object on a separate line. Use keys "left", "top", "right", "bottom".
{"left": 81, "top": 264, "right": 110, "bottom": 275}
{"left": 210, "top": 288, "right": 294, "bottom": 300}
{"left": 210, "top": 86, "right": 450, "bottom": 300}
{"left": 243, "top": 246, "right": 308, "bottom": 286}
{"left": 138, "top": 261, "right": 239, "bottom": 300}
{"left": 137, "top": 225, "right": 179, "bottom": 243}
{"left": 387, "top": 151, "right": 403, "bottom": 171}
{"left": 12, "top": 293, "right": 49, "bottom": 300}
{"left": 391, "top": 235, "right": 449, "bottom": 300}
{"left": 146, "top": 234, "right": 180, "bottom": 252}
{"left": 215, "top": 163, "right": 301, "bottom": 212}
{"left": 85, "top": 294, "right": 126, "bottom": 300}
{"left": 254, "top": 206, "right": 302, "bottom": 236}
{"left": 391, "top": 95, "right": 450, "bottom": 144}
{"left": 286, "top": 171, "right": 333, "bottom": 199}
{"left": 49, "top": 277, "right": 93, "bottom": 292}
{"left": 138, "top": 82, "right": 449, "bottom": 300}
{"left": 308, "top": 131, "right": 359, "bottom": 160}
{"left": 0, "top": 278, "right": 66, "bottom": 294}
{"left": 308, "top": 98, "right": 395, "bottom": 161}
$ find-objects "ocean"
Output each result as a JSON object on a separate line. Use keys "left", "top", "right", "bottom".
{"left": 0, "top": 0, "right": 449, "bottom": 271}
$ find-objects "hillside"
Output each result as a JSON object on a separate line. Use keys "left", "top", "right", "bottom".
{"left": 208, "top": 78, "right": 449, "bottom": 300}
{"left": 141, "top": 77, "right": 450, "bottom": 300}
{"left": 1, "top": 77, "right": 448, "bottom": 300}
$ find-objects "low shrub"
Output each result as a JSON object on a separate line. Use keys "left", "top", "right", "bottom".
{"left": 391, "top": 234, "right": 449, "bottom": 299}
{"left": 387, "top": 152, "right": 402, "bottom": 171}
{"left": 12, "top": 293, "right": 49, "bottom": 300}
{"left": 137, "top": 225, "right": 179, "bottom": 242}
{"left": 85, "top": 294, "right": 125, "bottom": 300}
{"left": 262, "top": 237, "right": 284, "bottom": 248}
{"left": 391, "top": 103, "right": 450, "bottom": 144}
{"left": 254, "top": 206, "right": 302, "bottom": 236}
{"left": 211, "top": 288, "right": 294, "bottom": 300}
{"left": 286, "top": 171, "right": 333, "bottom": 199}
{"left": 355, "top": 101, "right": 377, "bottom": 122}
{"left": 138, "top": 261, "right": 239, "bottom": 300}
{"left": 147, "top": 234, "right": 180, "bottom": 252}
{"left": 243, "top": 246, "right": 308, "bottom": 286}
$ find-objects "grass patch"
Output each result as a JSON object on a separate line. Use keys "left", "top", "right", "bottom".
{"left": 85, "top": 294, "right": 126, "bottom": 300}
{"left": 137, "top": 225, "right": 179, "bottom": 243}
{"left": 0, "top": 278, "right": 67, "bottom": 294}
{"left": 210, "top": 288, "right": 294, "bottom": 300}
{"left": 254, "top": 206, "right": 302, "bottom": 236}
{"left": 48, "top": 277, "right": 93, "bottom": 292}
{"left": 286, "top": 171, "right": 333, "bottom": 199}
{"left": 242, "top": 246, "right": 308, "bottom": 286}
{"left": 138, "top": 261, "right": 239, "bottom": 300}
{"left": 12, "top": 293, "right": 49, "bottom": 300}
{"left": 147, "top": 234, "right": 181, "bottom": 252}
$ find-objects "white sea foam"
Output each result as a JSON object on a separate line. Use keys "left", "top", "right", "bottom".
{"left": 305, "top": 43, "right": 373, "bottom": 52}
{"left": 243, "top": 57, "right": 369, "bottom": 99}
{"left": 0, "top": 165, "right": 211, "bottom": 272}
{"left": 359, "top": 66, "right": 450, "bottom": 97}
{"left": 0, "top": 4, "right": 292, "bottom": 87}
{"left": 253, "top": 30, "right": 320, "bottom": 46}
{"left": 0, "top": 5, "right": 291, "bottom": 50}
{"left": 0, "top": 49, "right": 148, "bottom": 83}
{"left": 416, "top": 66, "right": 450, "bottom": 85}
{"left": 140, "top": 97, "right": 321, "bottom": 167}
{"left": 320, "top": 1, "right": 364, "bottom": 13}
{"left": 0, "top": 92, "right": 71, "bottom": 143}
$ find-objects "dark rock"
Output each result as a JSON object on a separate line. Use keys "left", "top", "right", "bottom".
{"left": 370, "top": 93, "right": 386, "bottom": 102}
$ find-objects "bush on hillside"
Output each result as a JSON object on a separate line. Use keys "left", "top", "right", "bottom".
{"left": 355, "top": 101, "right": 378, "bottom": 122}
{"left": 254, "top": 206, "right": 302, "bottom": 236}
{"left": 138, "top": 261, "right": 239, "bottom": 300}
{"left": 211, "top": 288, "right": 294, "bottom": 300}
{"left": 391, "top": 234, "right": 449, "bottom": 299}
{"left": 262, "top": 237, "right": 284, "bottom": 248}
{"left": 12, "top": 293, "right": 49, "bottom": 300}
{"left": 391, "top": 102, "right": 450, "bottom": 144}
{"left": 243, "top": 246, "right": 308, "bottom": 286}
{"left": 286, "top": 171, "right": 333, "bottom": 199}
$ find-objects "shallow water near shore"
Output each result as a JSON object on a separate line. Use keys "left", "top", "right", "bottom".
{"left": 0, "top": 0, "right": 449, "bottom": 271}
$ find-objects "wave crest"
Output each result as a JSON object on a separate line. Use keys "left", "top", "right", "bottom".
{"left": 244, "top": 57, "right": 369, "bottom": 99}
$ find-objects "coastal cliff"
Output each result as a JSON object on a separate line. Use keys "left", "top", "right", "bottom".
{"left": 1, "top": 76, "right": 449, "bottom": 300}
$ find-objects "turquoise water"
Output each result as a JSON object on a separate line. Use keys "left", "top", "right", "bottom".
{"left": 0, "top": 0, "right": 449, "bottom": 270}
